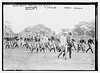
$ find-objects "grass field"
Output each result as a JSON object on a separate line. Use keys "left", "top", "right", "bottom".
{"left": 3, "top": 46, "right": 95, "bottom": 70}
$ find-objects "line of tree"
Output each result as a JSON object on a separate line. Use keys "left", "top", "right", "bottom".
{"left": 4, "top": 20, "right": 95, "bottom": 39}
{"left": 72, "top": 20, "right": 95, "bottom": 38}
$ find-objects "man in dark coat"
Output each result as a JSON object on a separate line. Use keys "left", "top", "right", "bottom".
{"left": 86, "top": 37, "right": 94, "bottom": 53}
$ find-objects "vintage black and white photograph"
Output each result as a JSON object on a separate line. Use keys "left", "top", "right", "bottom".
{"left": 2, "top": 2, "right": 98, "bottom": 71}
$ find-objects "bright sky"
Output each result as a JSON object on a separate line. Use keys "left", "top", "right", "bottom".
{"left": 4, "top": 5, "right": 95, "bottom": 34}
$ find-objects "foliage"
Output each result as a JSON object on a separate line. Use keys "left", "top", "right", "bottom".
{"left": 72, "top": 20, "right": 95, "bottom": 38}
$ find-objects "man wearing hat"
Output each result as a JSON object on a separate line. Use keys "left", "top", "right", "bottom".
{"left": 58, "top": 32, "right": 72, "bottom": 59}
{"left": 66, "top": 32, "right": 73, "bottom": 58}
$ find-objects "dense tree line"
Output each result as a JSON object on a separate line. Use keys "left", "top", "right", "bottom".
{"left": 72, "top": 20, "right": 95, "bottom": 38}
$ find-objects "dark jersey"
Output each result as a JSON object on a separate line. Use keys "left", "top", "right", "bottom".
{"left": 80, "top": 39, "right": 86, "bottom": 44}
{"left": 35, "top": 37, "right": 40, "bottom": 42}
{"left": 35, "top": 37, "right": 38, "bottom": 42}
{"left": 88, "top": 39, "right": 94, "bottom": 44}
{"left": 67, "top": 38, "right": 73, "bottom": 47}
{"left": 72, "top": 38, "right": 76, "bottom": 42}
{"left": 51, "top": 36, "right": 55, "bottom": 40}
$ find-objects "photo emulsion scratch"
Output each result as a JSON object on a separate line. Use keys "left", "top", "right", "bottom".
{"left": 2, "top": 2, "right": 98, "bottom": 71}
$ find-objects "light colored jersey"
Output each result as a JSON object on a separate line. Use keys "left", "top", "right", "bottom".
{"left": 60, "top": 35, "right": 67, "bottom": 46}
